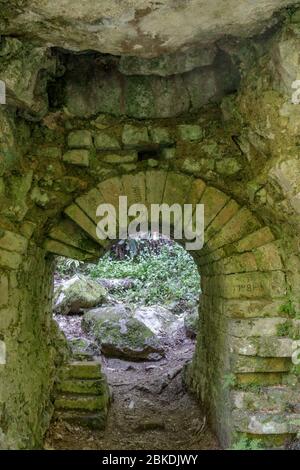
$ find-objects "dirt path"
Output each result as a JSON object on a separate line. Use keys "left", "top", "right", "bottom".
{"left": 45, "top": 331, "right": 219, "bottom": 450}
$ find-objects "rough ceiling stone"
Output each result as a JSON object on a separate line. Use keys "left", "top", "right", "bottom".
{"left": 1, "top": 1, "right": 298, "bottom": 57}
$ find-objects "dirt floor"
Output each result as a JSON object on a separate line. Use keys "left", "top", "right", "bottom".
{"left": 45, "top": 319, "right": 219, "bottom": 450}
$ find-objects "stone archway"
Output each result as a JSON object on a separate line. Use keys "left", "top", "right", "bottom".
{"left": 1, "top": 6, "right": 300, "bottom": 449}
{"left": 45, "top": 170, "right": 295, "bottom": 448}
{"left": 1, "top": 165, "right": 297, "bottom": 448}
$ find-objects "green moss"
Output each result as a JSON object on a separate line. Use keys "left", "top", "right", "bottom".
{"left": 276, "top": 320, "right": 300, "bottom": 340}
{"left": 231, "top": 434, "right": 263, "bottom": 450}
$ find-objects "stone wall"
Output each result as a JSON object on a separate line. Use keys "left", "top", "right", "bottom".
{"left": 0, "top": 238, "right": 67, "bottom": 449}
{"left": 0, "top": 11, "right": 300, "bottom": 449}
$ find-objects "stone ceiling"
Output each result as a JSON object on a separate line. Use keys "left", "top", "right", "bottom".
{"left": 1, "top": 0, "right": 298, "bottom": 58}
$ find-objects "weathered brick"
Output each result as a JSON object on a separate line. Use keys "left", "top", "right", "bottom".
{"left": 76, "top": 188, "right": 105, "bottom": 224}
{"left": 99, "top": 152, "right": 137, "bottom": 164}
{"left": 63, "top": 149, "right": 90, "bottom": 167}
{"left": 146, "top": 170, "right": 168, "bottom": 207}
{"left": 98, "top": 177, "right": 124, "bottom": 208}
{"left": 0, "top": 274, "right": 8, "bottom": 307}
{"left": 232, "top": 356, "right": 291, "bottom": 373}
{"left": 65, "top": 204, "right": 108, "bottom": 247}
{"left": 177, "top": 124, "right": 203, "bottom": 141}
{"left": 44, "top": 239, "right": 97, "bottom": 261}
{"left": 149, "top": 127, "right": 173, "bottom": 145}
{"left": 0, "top": 249, "right": 22, "bottom": 270}
{"left": 94, "top": 132, "right": 120, "bottom": 151}
{"left": 0, "top": 230, "right": 28, "bottom": 253}
{"left": 235, "top": 227, "right": 275, "bottom": 253}
{"left": 68, "top": 130, "right": 93, "bottom": 149}
{"left": 220, "top": 271, "right": 286, "bottom": 299}
{"left": 207, "top": 207, "right": 261, "bottom": 251}
{"left": 229, "top": 318, "right": 287, "bottom": 338}
{"left": 163, "top": 172, "right": 193, "bottom": 206}
{"left": 122, "top": 125, "right": 149, "bottom": 147}
{"left": 199, "top": 186, "right": 230, "bottom": 229}
{"left": 254, "top": 242, "right": 283, "bottom": 271}
{"left": 122, "top": 172, "right": 146, "bottom": 207}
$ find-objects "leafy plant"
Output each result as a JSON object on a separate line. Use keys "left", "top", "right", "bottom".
{"left": 55, "top": 238, "right": 200, "bottom": 307}
{"left": 231, "top": 436, "right": 263, "bottom": 451}
{"left": 222, "top": 373, "right": 237, "bottom": 390}
{"left": 279, "top": 300, "right": 297, "bottom": 318}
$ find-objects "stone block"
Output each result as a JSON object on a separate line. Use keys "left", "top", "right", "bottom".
{"left": 149, "top": 127, "right": 173, "bottom": 145}
{"left": 199, "top": 186, "right": 230, "bottom": 229}
{"left": 65, "top": 204, "right": 107, "bottom": 246}
{"left": 0, "top": 230, "right": 28, "bottom": 253}
{"left": 0, "top": 340, "right": 6, "bottom": 365}
{"left": 221, "top": 271, "right": 286, "bottom": 300}
{"left": 221, "top": 299, "right": 283, "bottom": 319}
{"left": 57, "top": 378, "right": 107, "bottom": 395}
{"left": 253, "top": 243, "right": 283, "bottom": 271}
{"left": 68, "top": 130, "right": 93, "bottom": 149}
{"left": 35, "top": 145, "right": 62, "bottom": 159}
{"left": 177, "top": 124, "right": 203, "bottom": 141}
{"left": 49, "top": 219, "right": 101, "bottom": 255}
{"left": 229, "top": 318, "right": 287, "bottom": 338}
{"left": 55, "top": 395, "right": 107, "bottom": 412}
{"left": 207, "top": 207, "right": 261, "bottom": 251}
{"left": 0, "top": 275, "right": 8, "bottom": 308}
{"left": 54, "top": 410, "right": 107, "bottom": 430}
{"left": 61, "top": 361, "right": 102, "bottom": 380}
{"left": 235, "top": 227, "right": 275, "bottom": 253}
{"left": 163, "top": 172, "right": 193, "bottom": 206}
{"left": 232, "top": 336, "right": 299, "bottom": 358}
{"left": 63, "top": 149, "right": 90, "bottom": 167}
{"left": 232, "top": 356, "right": 291, "bottom": 373}
{"left": 122, "top": 125, "right": 149, "bottom": 147}
{"left": 122, "top": 172, "right": 146, "bottom": 207}
{"left": 94, "top": 132, "right": 120, "bottom": 151}
{"left": 99, "top": 152, "right": 137, "bottom": 164}
{"left": 161, "top": 147, "right": 176, "bottom": 160}
{"left": 235, "top": 373, "right": 283, "bottom": 387}
{"left": 0, "top": 249, "right": 22, "bottom": 270}
{"left": 182, "top": 158, "right": 214, "bottom": 175}
{"left": 213, "top": 253, "right": 257, "bottom": 274}
{"left": 146, "top": 170, "right": 168, "bottom": 208}
{"left": 76, "top": 188, "right": 105, "bottom": 224}
{"left": 44, "top": 239, "right": 97, "bottom": 262}
{"left": 233, "top": 411, "right": 300, "bottom": 435}
{"left": 232, "top": 387, "right": 300, "bottom": 413}
{"left": 216, "top": 158, "right": 242, "bottom": 176}
{"left": 205, "top": 199, "right": 240, "bottom": 241}
{"left": 19, "top": 221, "right": 36, "bottom": 239}
{"left": 186, "top": 179, "right": 206, "bottom": 206}
{"left": 98, "top": 177, "right": 124, "bottom": 208}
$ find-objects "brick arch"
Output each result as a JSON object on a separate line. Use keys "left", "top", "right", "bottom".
{"left": 42, "top": 170, "right": 298, "bottom": 447}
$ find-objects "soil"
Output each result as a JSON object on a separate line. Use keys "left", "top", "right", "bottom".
{"left": 46, "top": 316, "right": 220, "bottom": 450}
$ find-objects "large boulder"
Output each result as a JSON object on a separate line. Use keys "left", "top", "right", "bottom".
{"left": 82, "top": 305, "right": 164, "bottom": 361}
{"left": 184, "top": 309, "right": 199, "bottom": 339}
{"left": 133, "top": 305, "right": 183, "bottom": 336}
{"left": 97, "top": 278, "right": 136, "bottom": 292}
{"left": 0, "top": 38, "right": 56, "bottom": 118}
{"left": 2, "top": 1, "right": 296, "bottom": 58}
{"left": 54, "top": 275, "right": 107, "bottom": 315}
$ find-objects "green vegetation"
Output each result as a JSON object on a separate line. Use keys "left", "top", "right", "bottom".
{"left": 222, "top": 373, "right": 237, "bottom": 390}
{"left": 231, "top": 435, "right": 263, "bottom": 451}
{"left": 56, "top": 239, "right": 200, "bottom": 307}
{"left": 276, "top": 320, "right": 300, "bottom": 340}
{"left": 279, "top": 299, "right": 299, "bottom": 319}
